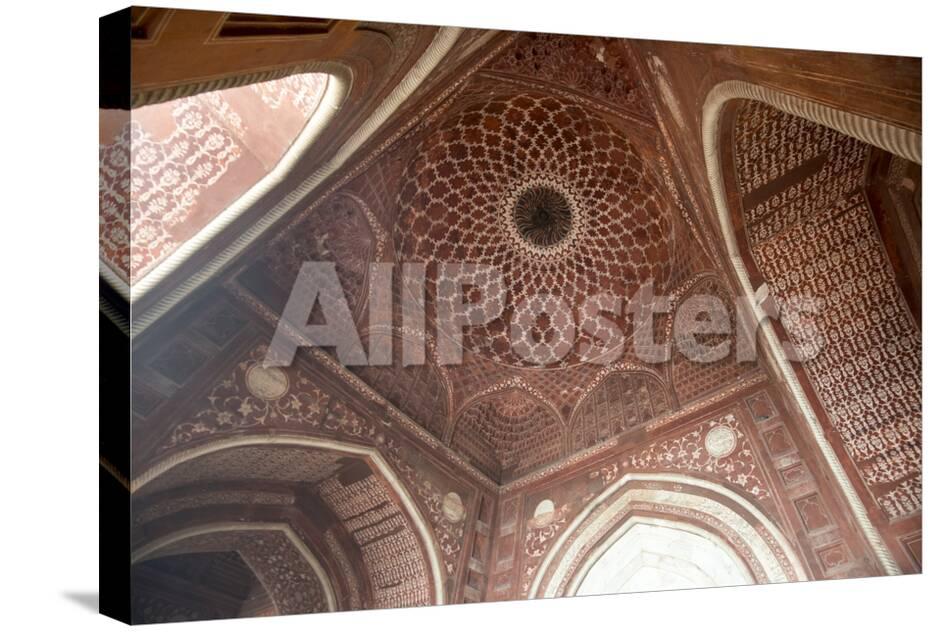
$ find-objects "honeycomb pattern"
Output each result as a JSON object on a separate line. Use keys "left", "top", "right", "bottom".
{"left": 450, "top": 389, "right": 564, "bottom": 483}
{"left": 395, "top": 94, "right": 674, "bottom": 368}
{"left": 265, "top": 193, "right": 377, "bottom": 319}
{"left": 488, "top": 32, "right": 654, "bottom": 121}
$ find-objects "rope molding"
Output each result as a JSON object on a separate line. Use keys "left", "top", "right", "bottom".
{"left": 707, "top": 80, "right": 921, "bottom": 164}
{"left": 701, "top": 79, "right": 919, "bottom": 576}
{"left": 130, "top": 27, "right": 463, "bottom": 337}
{"left": 132, "top": 61, "right": 346, "bottom": 109}
{"left": 99, "top": 295, "right": 129, "bottom": 336}
{"left": 100, "top": 259, "right": 129, "bottom": 302}
{"left": 99, "top": 455, "right": 129, "bottom": 490}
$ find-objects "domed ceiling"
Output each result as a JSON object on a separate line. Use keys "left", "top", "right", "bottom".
{"left": 238, "top": 32, "right": 741, "bottom": 483}
{"left": 395, "top": 92, "right": 675, "bottom": 368}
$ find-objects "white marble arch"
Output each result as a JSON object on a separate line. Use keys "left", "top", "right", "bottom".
{"left": 131, "top": 434, "right": 447, "bottom": 605}
{"left": 574, "top": 517, "right": 753, "bottom": 596}
{"left": 529, "top": 473, "right": 808, "bottom": 598}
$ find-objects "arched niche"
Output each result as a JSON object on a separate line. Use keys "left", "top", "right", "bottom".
{"left": 449, "top": 387, "right": 565, "bottom": 483}
{"left": 132, "top": 522, "right": 337, "bottom": 619}
{"left": 568, "top": 369, "right": 671, "bottom": 452}
{"left": 668, "top": 273, "right": 755, "bottom": 404}
{"left": 528, "top": 473, "right": 807, "bottom": 598}
{"left": 101, "top": 62, "right": 352, "bottom": 302}
{"left": 351, "top": 327, "right": 453, "bottom": 441}
{"left": 126, "top": 27, "right": 464, "bottom": 336}
{"left": 131, "top": 435, "right": 447, "bottom": 609}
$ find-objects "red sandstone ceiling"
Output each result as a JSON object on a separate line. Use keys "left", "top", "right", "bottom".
{"left": 235, "top": 32, "right": 741, "bottom": 484}
{"left": 122, "top": 27, "right": 919, "bottom": 497}
{"left": 116, "top": 20, "right": 923, "bottom": 605}
{"left": 395, "top": 92, "right": 675, "bottom": 368}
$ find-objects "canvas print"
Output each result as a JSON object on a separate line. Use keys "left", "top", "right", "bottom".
{"left": 99, "top": 6, "right": 922, "bottom": 624}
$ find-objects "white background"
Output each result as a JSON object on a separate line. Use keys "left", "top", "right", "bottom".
{"left": 0, "top": 0, "right": 939, "bottom": 630}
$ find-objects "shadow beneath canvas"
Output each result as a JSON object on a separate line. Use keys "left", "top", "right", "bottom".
{"left": 62, "top": 591, "right": 99, "bottom": 614}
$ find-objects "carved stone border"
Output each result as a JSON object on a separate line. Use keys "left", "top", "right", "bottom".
{"left": 701, "top": 79, "right": 918, "bottom": 575}
{"left": 132, "top": 61, "right": 340, "bottom": 109}
{"left": 501, "top": 370, "right": 767, "bottom": 493}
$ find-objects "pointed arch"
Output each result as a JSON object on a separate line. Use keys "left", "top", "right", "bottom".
{"left": 528, "top": 472, "right": 808, "bottom": 598}
{"left": 567, "top": 368, "right": 671, "bottom": 452}
{"left": 132, "top": 522, "right": 338, "bottom": 614}
{"left": 574, "top": 517, "right": 755, "bottom": 595}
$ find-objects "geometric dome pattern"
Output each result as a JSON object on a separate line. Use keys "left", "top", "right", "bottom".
{"left": 395, "top": 93, "right": 674, "bottom": 367}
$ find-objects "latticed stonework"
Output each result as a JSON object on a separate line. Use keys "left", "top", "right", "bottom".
{"left": 221, "top": 35, "right": 736, "bottom": 466}
{"left": 395, "top": 93, "right": 674, "bottom": 368}
{"left": 487, "top": 32, "right": 654, "bottom": 122}
{"left": 139, "top": 445, "right": 343, "bottom": 494}
{"left": 351, "top": 332, "right": 451, "bottom": 440}
{"left": 264, "top": 193, "right": 379, "bottom": 319}
{"left": 319, "top": 472, "right": 434, "bottom": 608}
{"left": 671, "top": 275, "right": 758, "bottom": 404}
{"left": 733, "top": 101, "right": 921, "bottom": 520}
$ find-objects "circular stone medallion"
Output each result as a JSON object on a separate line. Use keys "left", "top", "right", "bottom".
{"left": 704, "top": 425, "right": 737, "bottom": 458}
{"left": 442, "top": 492, "right": 465, "bottom": 523}
{"left": 512, "top": 183, "right": 574, "bottom": 248}
{"left": 246, "top": 363, "right": 290, "bottom": 401}
{"left": 532, "top": 499, "right": 556, "bottom": 528}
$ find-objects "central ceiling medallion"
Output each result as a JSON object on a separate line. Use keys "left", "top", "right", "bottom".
{"left": 513, "top": 185, "right": 573, "bottom": 247}
{"left": 503, "top": 174, "right": 583, "bottom": 259}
